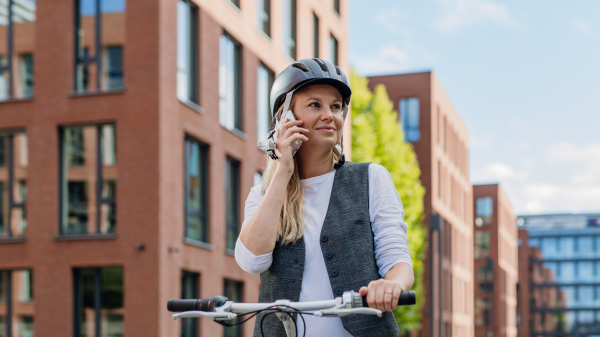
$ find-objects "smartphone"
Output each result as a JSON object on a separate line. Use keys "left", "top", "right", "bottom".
{"left": 284, "top": 110, "right": 303, "bottom": 156}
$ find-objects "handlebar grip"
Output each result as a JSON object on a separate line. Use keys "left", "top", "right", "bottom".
{"left": 167, "top": 299, "right": 213, "bottom": 312}
{"left": 361, "top": 291, "right": 416, "bottom": 307}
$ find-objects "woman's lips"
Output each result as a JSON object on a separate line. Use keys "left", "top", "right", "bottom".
{"left": 317, "top": 126, "right": 336, "bottom": 133}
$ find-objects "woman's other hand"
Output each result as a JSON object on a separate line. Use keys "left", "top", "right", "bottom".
{"left": 276, "top": 118, "right": 309, "bottom": 176}
{"left": 359, "top": 279, "right": 405, "bottom": 312}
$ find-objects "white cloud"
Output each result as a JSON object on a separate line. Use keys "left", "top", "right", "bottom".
{"left": 353, "top": 45, "right": 411, "bottom": 75}
{"left": 572, "top": 20, "right": 593, "bottom": 35}
{"left": 374, "top": 9, "right": 410, "bottom": 36}
{"left": 436, "top": 0, "right": 511, "bottom": 31}
{"left": 473, "top": 161, "right": 528, "bottom": 182}
{"left": 545, "top": 142, "right": 600, "bottom": 185}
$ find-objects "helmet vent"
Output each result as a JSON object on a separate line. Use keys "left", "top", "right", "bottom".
{"left": 292, "top": 63, "right": 311, "bottom": 72}
{"left": 313, "top": 58, "right": 329, "bottom": 72}
{"left": 335, "top": 66, "right": 342, "bottom": 76}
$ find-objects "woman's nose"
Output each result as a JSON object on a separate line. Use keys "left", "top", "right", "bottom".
{"left": 321, "top": 107, "right": 334, "bottom": 120}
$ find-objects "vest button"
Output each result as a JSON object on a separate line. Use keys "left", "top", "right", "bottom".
{"left": 331, "top": 269, "right": 339, "bottom": 277}
{"left": 325, "top": 251, "right": 333, "bottom": 259}
{"left": 321, "top": 234, "right": 328, "bottom": 243}
{"left": 334, "top": 288, "right": 343, "bottom": 296}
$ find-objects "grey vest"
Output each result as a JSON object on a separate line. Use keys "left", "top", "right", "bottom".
{"left": 253, "top": 162, "right": 400, "bottom": 337}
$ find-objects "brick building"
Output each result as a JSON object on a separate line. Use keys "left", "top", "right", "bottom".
{"left": 0, "top": 0, "right": 348, "bottom": 336}
{"left": 472, "top": 184, "right": 518, "bottom": 337}
{"left": 368, "top": 72, "right": 474, "bottom": 337}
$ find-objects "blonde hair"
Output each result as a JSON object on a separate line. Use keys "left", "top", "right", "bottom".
{"left": 261, "top": 94, "right": 343, "bottom": 245}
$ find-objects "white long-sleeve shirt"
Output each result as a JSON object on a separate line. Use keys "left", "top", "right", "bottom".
{"left": 235, "top": 163, "right": 413, "bottom": 336}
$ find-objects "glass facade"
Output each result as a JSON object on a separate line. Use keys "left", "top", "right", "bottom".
{"left": 399, "top": 97, "right": 420, "bottom": 142}
{"left": 219, "top": 33, "right": 242, "bottom": 131}
{"left": 330, "top": 34, "right": 338, "bottom": 65}
{"left": 73, "top": 267, "right": 124, "bottom": 337}
{"left": 75, "top": 0, "right": 126, "bottom": 92}
{"left": 60, "top": 125, "right": 117, "bottom": 235}
{"left": 312, "top": 13, "right": 319, "bottom": 58}
{"left": 474, "top": 231, "right": 490, "bottom": 259}
{"left": 0, "top": 132, "right": 28, "bottom": 239}
{"left": 521, "top": 214, "right": 600, "bottom": 336}
{"left": 177, "top": 0, "right": 198, "bottom": 105}
{"left": 184, "top": 136, "right": 208, "bottom": 243}
{"left": 0, "top": 0, "right": 36, "bottom": 101}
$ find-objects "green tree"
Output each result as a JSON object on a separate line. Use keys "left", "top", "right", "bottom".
{"left": 350, "top": 70, "right": 427, "bottom": 333}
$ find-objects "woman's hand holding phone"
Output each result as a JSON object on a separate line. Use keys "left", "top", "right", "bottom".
{"left": 275, "top": 114, "right": 309, "bottom": 178}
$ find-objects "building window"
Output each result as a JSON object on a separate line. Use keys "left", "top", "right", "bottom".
{"left": 312, "top": 13, "right": 319, "bottom": 58}
{"left": 475, "top": 298, "right": 490, "bottom": 326}
{"left": 177, "top": 0, "right": 199, "bottom": 105}
{"left": 225, "top": 157, "right": 240, "bottom": 252}
{"left": 219, "top": 33, "right": 242, "bottom": 131}
{"left": 73, "top": 267, "right": 123, "bottom": 337}
{"left": 257, "top": 63, "right": 274, "bottom": 143}
{"left": 181, "top": 271, "right": 199, "bottom": 337}
{"left": 223, "top": 279, "right": 243, "bottom": 337}
{"left": 229, "top": 0, "right": 240, "bottom": 8}
{"left": 399, "top": 97, "right": 420, "bottom": 142}
{"left": 74, "top": 0, "right": 125, "bottom": 92}
{"left": 477, "top": 265, "right": 493, "bottom": 292}
{"left": 256, "top": 0, "right": 270, "bottom": 36}
{"left": 474, "top": 231, "right": 490, "bottom": 259}
{"left": 334, "top": 0, "right": 340, "bottom": 15}
{"left": 185, "top": 136, "right": 208, "bottom": 243}
{"left": 475, "top": 197, "right": 493, "bottom": 227}
{"left": 59, "top": 125, "right": 117, "bottom": 236}
{"left": 0, "top": 0, "right": 36, "bottom": 101}
{"left": 330, "top": 34, "right": 338, "bottom": 65}
{"left": 0, "top": 269, "right": 34, "bottom": 336}
{"left": 0, "top": 132, "right": 28, "bottom": 239}
{"left": 281, "top": 0, "right": 297, "bottom": 60}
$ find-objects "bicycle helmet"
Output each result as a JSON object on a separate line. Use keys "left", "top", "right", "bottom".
{"left": 258, "top": 58, "right": 351, "bottom": 167}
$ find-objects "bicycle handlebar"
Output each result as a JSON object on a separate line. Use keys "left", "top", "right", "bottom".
{"left": 167, "top": 291, "right": 416, "bottom": 313}
{"left": 362, "top": 290, "right": 416, "bottom": 307}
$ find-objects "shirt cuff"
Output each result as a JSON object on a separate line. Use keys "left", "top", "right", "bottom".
{"left": 234, "top": 237, "right": 273, "bottom": 275}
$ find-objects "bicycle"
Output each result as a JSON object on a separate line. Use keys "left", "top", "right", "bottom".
{"left": 168, "top": 289, "right": 416, "bottom": 337}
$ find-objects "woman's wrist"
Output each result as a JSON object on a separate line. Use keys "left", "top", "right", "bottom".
{"left": 274, "top": 165, "right": 294, "bottom": 181}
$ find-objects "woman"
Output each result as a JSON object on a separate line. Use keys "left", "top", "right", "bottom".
{"left": 235, "top": 58, "right": 414, "bottom": 337}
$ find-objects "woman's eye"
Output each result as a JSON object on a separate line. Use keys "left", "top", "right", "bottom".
{"left": 332, "top": 104, "right": 341, "bottom": 111}
{"left": 309, "top": 102, "right": 320, "bottom": 108}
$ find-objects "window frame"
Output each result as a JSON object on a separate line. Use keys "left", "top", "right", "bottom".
{"left": 256, "top": 0, "right": 271, "bottom": 37}
{"left": 282, "top": 0, "right": 297, "bottom": 60}
{"left": 312, "top": 13, "right": 319, "bottom": 58}
{"left": 0, "top": 269, "right": 34, "bottom": 336}
{"left": 0, "top": 0, "right": 36, "bottom": 100}
{"left": 219, "top": 32, "right": 243, "bottom": 132}
{"left": 177, "top": 0, "right": 200, "bottom": 107}
{"left": 184, "top": 135, "right": 209, "bottom": 245}
{"left": 225, "top": 157, "right": 240, "bottom": 253}
{"left": 181, "top": 271, "right": 200, "bottom": 337}
{"left": 223, "top": 279, "right": 243, "bottom": 337}
{"left": 58, "top": 124, "right": 117, "bottom": 237}
{"left": 0, "top": 131, "right": 27, "bottom": 240}
{"left": 399, "top": 97, "right": 421, "bottom": 142}
{"left": 73, "top": 0, "right": 125, "bottom": 93}
{"left": 330, "top": 34, "right": 338, "bottom": 65}
{"left": 73, "top": 266, "right": 124, "bottom": 337}
{"left": 334, "top": 0, "right": 340, "bottom": 16}
{"left": 256, "top": 63, "right": 274, "bottom": 144}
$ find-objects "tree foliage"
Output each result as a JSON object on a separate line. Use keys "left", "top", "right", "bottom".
{"left": 350, "top": 70, "right": 427, "bottom": 333}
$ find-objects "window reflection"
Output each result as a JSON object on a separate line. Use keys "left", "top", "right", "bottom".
{"left": 61, "top": 125, "right": 117, "bottom": 235}
{"left": 75, "top": 0, "right": 125, "bottom": 92}
{"left": 0, "top": 132, "right": 28, "bottom": 239}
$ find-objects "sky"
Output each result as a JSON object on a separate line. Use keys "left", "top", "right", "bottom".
{"left": 349, "top": 0, "right": 600, "bottom": 215}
